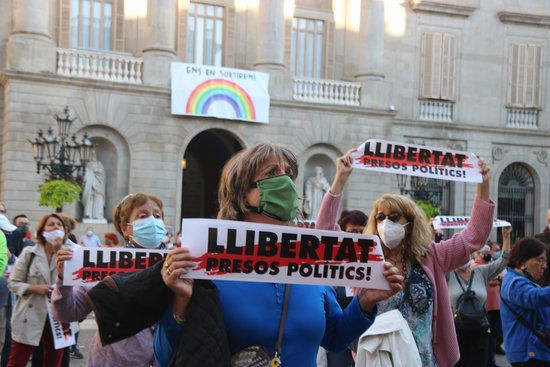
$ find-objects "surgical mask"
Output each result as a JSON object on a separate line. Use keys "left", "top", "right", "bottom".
{"left": 43, "top": 229, "right": 65, "bottom": 243}
{"left": 87, "top": 230, "right": 94, "bottom": 237}
{"left": 131, "top": 216, "right": 166, "bottom": 249}
{"left": 377, "top": 219, "right": 408, "bottom": 250}
{"left": 252, "top": 175, "right": 299, "bottom": 221}
{"left": 493, "top": 251, "right": 501, "bottom": 260}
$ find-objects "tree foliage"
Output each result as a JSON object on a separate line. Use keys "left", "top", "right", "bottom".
{"left": 38, "top": 179, "right": 81, "bottom": 211}
{"left": 415, "top": 200, "right": 441, "bottom": 219}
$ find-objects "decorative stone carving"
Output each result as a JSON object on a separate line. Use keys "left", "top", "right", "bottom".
{"left": 492, "top": 147, "right": 508, "bottom": 163}
{"left": 533, "top": 150, "right": 548, "bottom": 167}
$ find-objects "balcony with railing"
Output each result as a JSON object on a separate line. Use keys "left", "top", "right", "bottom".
{"left": 293, "top": 78, "right": 361, "bottom": 106}
{"left": 56, "top": 48, "right": 143, "bottom": 84}
{"left": 506, "top": 107, "right": 539, "bottom": 129}
{"left": 419, "top": 99, "right": 453, "bottom": 122}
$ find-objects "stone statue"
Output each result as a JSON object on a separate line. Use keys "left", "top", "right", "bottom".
{"left": 303, "top": 166, "right": 331, "bottom": 220}
{"left": 82, "top": 150, "right": 106, "bottom": 221}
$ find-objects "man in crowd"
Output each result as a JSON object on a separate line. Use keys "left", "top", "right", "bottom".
{"left": 79, "top": 226, "right": 101, "bottom": 247}
{"left": 12, "top": 215, "right": 34, "bottom": 248}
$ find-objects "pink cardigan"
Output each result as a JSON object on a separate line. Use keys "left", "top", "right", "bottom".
{"left": 316, "top": 192, "right": 495, "bottom": 367}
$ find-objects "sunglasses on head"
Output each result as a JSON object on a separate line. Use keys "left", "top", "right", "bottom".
{"left": 375, "top": 212, "right": 404, "bottom": 223}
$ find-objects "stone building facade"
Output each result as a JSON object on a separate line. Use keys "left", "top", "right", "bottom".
{"left": 0, "top": 0, "right": 549, "bottom": 240}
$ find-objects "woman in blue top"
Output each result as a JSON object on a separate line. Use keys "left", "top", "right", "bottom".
{"left": 500, "top": 237, "right": 550, "bottom": 367}
{"left": 156, "top": 143, "right": 404, "bottom": 366}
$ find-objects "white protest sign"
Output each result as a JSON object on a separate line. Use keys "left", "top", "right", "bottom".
{"left": 171, "top": 63, "right": 270, "bottom": 123}
{"left": 63, "top": 247, "right": 167, "bottom": 286}
{"left": 47, "top": 301, "right": 78, "bottom": 349}
{"left": 351, "top": 139, "right": 482, "bottom": 183}
{"left": 181, "top": 219, "right": 389, "bottom": 290}
{"left": 432, "top": 216, "right": 511, "bottom": 230}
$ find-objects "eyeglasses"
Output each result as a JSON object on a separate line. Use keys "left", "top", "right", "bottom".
{"left": 375, "top": 212, "right": 404, "bottom": 223}
{"left": 534, "top": 256, "right": 548, "bottom": 265}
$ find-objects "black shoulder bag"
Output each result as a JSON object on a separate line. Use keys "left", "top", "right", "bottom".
{"left": 231, "top": 284, "right": 291, "bottom": 367}
{"left": 501, "top": 296, "right": 550, "bottom": 348}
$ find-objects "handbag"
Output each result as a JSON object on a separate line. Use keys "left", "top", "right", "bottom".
{"left": 501, "top": 296, "right": 550, "bottom": 348}
{"left": 231, "top": 284, "right": 291, "bottom": 367}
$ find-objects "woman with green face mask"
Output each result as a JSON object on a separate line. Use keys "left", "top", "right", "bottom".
{"left": 151, "top": 143, "right": 405, "bottom": 367}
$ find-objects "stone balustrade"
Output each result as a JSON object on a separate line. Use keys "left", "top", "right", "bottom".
{"left": 506, "top": 107, "right": 539, "bottom": 129}
{"left": 293, "top": 78, "right": 361, "bottom": 106}
{"left": 419, "top": 99, "right": 453, "bottom": 122}
{"left": 56, "top": 48, "right": 143, "bottom": 84}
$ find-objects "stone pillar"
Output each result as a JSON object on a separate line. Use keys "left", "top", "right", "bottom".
{"left": 7, "top": 0, "right": 56, "bottom": 73}
{"left": 354, "top": 0, "right": 390, "bottom": 110}
{"left": 142, "top": 0, "right": 177, "bottom": 87}
{"left": 254, "top": 0, "right": 292, "bottom": 99}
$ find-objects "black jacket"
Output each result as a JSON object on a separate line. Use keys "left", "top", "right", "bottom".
{"left": 87, "top": 261, "right": 231, "bottom": 367}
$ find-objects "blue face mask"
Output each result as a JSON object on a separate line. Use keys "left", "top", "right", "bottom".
{"left": 493, "top": 251, "right": 501, "bottom": 260}
{"left": 131, "top": 216, "right": 166, "bottom": 249}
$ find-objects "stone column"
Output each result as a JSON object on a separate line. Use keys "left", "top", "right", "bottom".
{"left": 253, "top": 0, "right": 292, "bottom": 99}
{"left": 142, "top": 0, "right": 177, "bottom": 87}
{"left": 7, "top": 0, "right": 56, "bottom": 73}
{"left": 354, "top": 0, "right": 390, "bottom": 109}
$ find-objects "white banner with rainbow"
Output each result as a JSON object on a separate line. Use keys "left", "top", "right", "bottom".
{"left": 171, "top": 63, "right": 270, "bottom": 123}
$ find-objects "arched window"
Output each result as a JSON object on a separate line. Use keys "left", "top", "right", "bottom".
{"left": 497, "top": 163, "right": 535, "bottom": 243}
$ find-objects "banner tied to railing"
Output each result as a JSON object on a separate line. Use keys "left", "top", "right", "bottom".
{"left": 351, "top": 139, "right": 483, "bottom": 183}
{"left": 180, "top": 219, "right": 390, "bottom": 289}
{"left": 171, "top": 63, "right": 270, "bottom": 123}
{"left": 432, "top": 216, "right": 511, "bottom": 230}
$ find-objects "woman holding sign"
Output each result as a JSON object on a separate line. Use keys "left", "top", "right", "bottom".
{"left": 153, "top": 143, "right": 404, "bottom": 366}
{"left": 315, "top": 149, "right": 494, "bottom": 367}
{"left": 52, "top": 193, "right": 168, "bottom": 367}
{"left": 7, "top": 213, "right": 67, "bottom": 367}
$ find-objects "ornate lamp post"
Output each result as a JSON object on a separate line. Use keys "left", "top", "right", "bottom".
{"left": 28, "top": 107, "right": 93, "bottom": 182}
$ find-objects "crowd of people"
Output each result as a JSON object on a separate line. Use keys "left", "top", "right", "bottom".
{"left": 0, "top": 143, "right": 546, "bottom": 366}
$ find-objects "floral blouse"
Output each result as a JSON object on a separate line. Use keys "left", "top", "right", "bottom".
{"left": 378, "top": 261, "right": 436, "bottom": 367}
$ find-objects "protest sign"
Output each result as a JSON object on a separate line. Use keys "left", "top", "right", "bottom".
{"left": 63, "top": 247, "right": 167, "bottom": 286}
{"left": 432, "top": 216, "right": 511, "bottom": 230}
{"left": 171, "top": 63, "right": 270, "bottom": 123}
{"left": 47, "top": 301, "right": 78, "bottom": 349}
{"left": 181, "top": 219, "right": 389, "bottom": 290}
{"left": 351, "top": 139, "right": 482, "bottom": 183}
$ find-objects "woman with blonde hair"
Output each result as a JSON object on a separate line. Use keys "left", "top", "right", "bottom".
{"left": 7, "top": 213, "right": 67, "bottom": 366}
{"left": 52, "top": 192, "right": 168, "bottom": 366}
{"left": 315, "top": 149, "right": 495, "bottom": 367}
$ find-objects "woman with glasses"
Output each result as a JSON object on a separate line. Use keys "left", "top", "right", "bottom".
{"left": 500, "top": 237, "right": 550, "bottom": 367}
{"left": 315, "top": 149, "right": 494, "bottom": 367}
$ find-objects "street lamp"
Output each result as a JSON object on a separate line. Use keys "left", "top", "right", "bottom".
{"left": 28, "top": 106, "right": 94, "bottom": 182}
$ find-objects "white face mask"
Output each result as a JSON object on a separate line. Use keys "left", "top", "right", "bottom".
{"left": 377, "top": 219, "right": 408, "bottom": 250}
{"left": 87, "top": 230, "right": 94, "bottom": 236}
{"left": 43, "top": 229, "right": 65, "bottom": 243}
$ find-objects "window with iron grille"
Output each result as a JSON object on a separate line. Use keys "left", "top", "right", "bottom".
{"left": 70, "top": 0, "right": 113, "bottom": 50}
{"left": 187, "top": 2, "right": 225, "bottom": 66}
{"left": 291, "top": 17, "right": 325, "bottom": 78}
{"left": 497, "top": 163, "right": 535, "bottom": 243}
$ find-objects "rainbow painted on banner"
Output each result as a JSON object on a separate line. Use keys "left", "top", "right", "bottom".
{"left": 185, "top": 78, "right": 256, "bottom": 120}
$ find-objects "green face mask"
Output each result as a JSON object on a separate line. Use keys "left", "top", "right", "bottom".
{"left": 252, "top": 175, "right": 299, "bottom": 221}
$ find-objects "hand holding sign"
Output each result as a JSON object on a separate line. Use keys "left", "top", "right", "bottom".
{"left": 357, "top": 262, "right": 405, "bottom": 313}
{"left": 162, "top": 247, "right": 195, "bottom": 299}
{"left": 56, "top": 247, "right": 73, "bottom": 280}
{"left": 476, "top": 157, "right": 491, "bottom": 202}
{"left": 331, "top": 149, "right": 356, "bottom": 195}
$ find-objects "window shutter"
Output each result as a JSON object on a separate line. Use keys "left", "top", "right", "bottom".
{"left": 441, "top": 33, "right": 456, "bottom": 101}
{"left": 59, "top": 0, "right": 71, "bottom": 48}
{"left": 517, "top": 44, "right": 526, "bottom": 106}
{"left": 507, "top": 43, "right": 518, "bottom": 106}
{"left": 534, "top": 45, "right": 542, "bottom": 108}
{"left": 114, "top": 0, "right": 125, "bottom": 51}
{"left": 525, "top": 44, "right": 542, "bottom": 108}
{"left": 420, "top": 32, "right": 443, "bottom": 99}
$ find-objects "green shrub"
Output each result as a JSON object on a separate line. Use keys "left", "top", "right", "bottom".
{"left": 416, "top": 200, "right": 441, "bottom": 219}
{"left": 38, "top": 179, "right": 81, "bottom": 212}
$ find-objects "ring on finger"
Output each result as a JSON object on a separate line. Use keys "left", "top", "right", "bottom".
{"left": 167, "top": 267, "right": 172, "bottom": 276}
{"left": 164, "top": 261, "right": 171, "bottom": 268}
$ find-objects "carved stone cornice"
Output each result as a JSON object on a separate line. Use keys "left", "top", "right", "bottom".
{"left": 498, "top": 10, "right": 550, "bottom": 27}
{"left": 409, "top": 0, "right": 478, "bottom": 18}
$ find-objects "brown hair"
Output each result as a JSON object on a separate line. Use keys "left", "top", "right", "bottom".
{"left": 59, "top": 214, "right": 77, "bottom": 232}
{"left": 338, "top": 210, "right": 368, "bottom": 230}
{"left": 508, "top": 237, "right": 546, "bottom": 269}
{"left": 113, "top": 193, "right": 164, "bottom": 241}
{"left": 35, "top": 213, "right": 68, "bottom": 246}
{"left": 104, "top": 232, "right": 120, "bottom": 246}
{"left": 365, "top": 194, "right": 433, "bottom": 263}
{"left": 217, "top": 143, "right": 298, "bottom": 221}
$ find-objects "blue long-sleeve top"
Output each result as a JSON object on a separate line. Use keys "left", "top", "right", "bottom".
{"left": 155, "top": 280, "right": 376, "bottom": 367}
{"left": 500, "top": 268, "right": 550, "bottom": 363}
